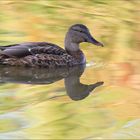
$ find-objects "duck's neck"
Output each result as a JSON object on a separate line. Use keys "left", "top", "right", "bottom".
{"left": 65, "top": 35, "right": 80, "bottom": 52}
{"left": 64, "top": 34, "right": 86, "bottom": 64}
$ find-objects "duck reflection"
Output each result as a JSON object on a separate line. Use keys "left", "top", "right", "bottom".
{"left": 0, "top": 65, "right": 104, "bottom": 100}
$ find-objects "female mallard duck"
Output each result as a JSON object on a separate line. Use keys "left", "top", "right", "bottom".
{"left": 0, "top": 24, "right": 103, "bottom": 67}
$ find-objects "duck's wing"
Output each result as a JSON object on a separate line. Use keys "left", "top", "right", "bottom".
{"left": 0, "top": 42, "right": 66, "bottom": 58}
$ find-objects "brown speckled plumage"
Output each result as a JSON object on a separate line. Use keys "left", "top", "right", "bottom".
{"left": 0, "top": 24, "right": 103, "bottom": 67}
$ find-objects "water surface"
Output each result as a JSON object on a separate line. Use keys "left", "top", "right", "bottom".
{"left": 0, "top": 0, "right": 140, "bottom": 139}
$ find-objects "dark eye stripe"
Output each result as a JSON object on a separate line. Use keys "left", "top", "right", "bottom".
{"left": 72, "top": 28, "right": 87, "bottom": 34}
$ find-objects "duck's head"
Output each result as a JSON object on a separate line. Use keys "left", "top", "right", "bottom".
{"left": 65, "top": 24, "right": 104, "bottom": 49}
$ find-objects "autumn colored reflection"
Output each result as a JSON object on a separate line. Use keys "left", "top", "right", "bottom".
{"left": 0, "top": 0, "right": 139, "bottom": 139}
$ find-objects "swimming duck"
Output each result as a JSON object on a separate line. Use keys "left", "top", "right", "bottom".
{"left": 0, "top": 24, "right": 103, "bottom": 67}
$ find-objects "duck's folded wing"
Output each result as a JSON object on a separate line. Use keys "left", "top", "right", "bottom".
{"left": 23, "top": 53, "right": 75, "bottom": 67}
{"left": 0, "top": 42, "right": 66, "bottom": 58}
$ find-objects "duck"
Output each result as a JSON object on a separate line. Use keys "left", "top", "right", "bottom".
{"left": 0, "top": 24, "right": 103, "bottom": 67}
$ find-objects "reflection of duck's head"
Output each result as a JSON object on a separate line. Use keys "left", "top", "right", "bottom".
{"left": 65, "top": 73, "right": 104, "bottom": 101}
{"left": 65, "top": 24, "right": 103, "bottom": 52}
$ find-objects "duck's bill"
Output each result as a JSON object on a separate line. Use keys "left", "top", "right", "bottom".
{"left": 87, "top": 34, "right": 104, "bottom": 47}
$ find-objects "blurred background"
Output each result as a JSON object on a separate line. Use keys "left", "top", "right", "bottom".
{"left": 0, "top": 0, "right": 140, "bottom": 139}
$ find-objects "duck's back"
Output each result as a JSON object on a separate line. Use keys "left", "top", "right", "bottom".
{"left": 0, "top": 42, "right": 76, "bottom": 67}
{"left": 0, "top": 42, "right": 66, "bottom": 57}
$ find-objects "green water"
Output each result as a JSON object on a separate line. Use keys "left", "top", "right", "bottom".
{"left": 0, "top": 0, "right": 140, "bottom": 139}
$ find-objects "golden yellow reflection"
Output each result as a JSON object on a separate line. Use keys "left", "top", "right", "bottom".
{"left": 0, "top": 0, "right": 140, "bottom": 139}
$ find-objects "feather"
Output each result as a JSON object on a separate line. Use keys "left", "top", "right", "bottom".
{"left": 0, "top": 42, "right": 66, "bottom": 58}
{"left": 0, "top": 42, "right": 79, "bottom": 67}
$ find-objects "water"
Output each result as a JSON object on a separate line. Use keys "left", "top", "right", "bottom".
{"left": 0, "top": 0, "right": 140, "bottom": 139}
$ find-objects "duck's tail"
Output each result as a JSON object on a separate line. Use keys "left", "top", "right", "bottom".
{"left": 0, "top": 44, "right": 19, "bottom": 51}
{"left": 0, "top": 45, "right": 11, "bottom": 63}
{"left": 0, "top": 46, "right": 6, "bottom": 56}
{"left": 0, "top": 45, "right": 10, "bottom": 51}
{"left": 0, "top": 46, "right": 6, "bottom": 51}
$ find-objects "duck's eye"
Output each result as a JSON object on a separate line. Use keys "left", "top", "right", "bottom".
{"left": 79, "top": 30, "right": 83, "bottom": 33}
{"left": 72, "top": 28, "right": 84, "bottom": 33}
